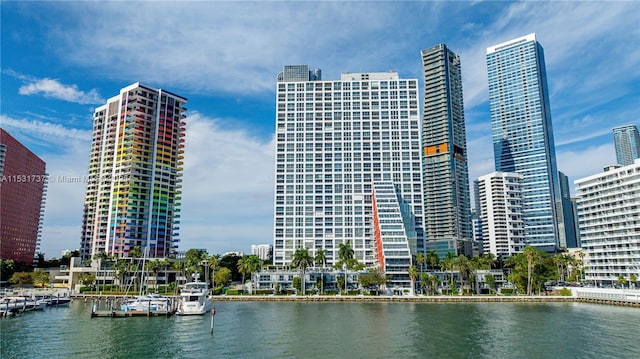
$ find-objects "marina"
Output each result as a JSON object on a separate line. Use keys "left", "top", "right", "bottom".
{"left": 2, "top": 300, "right": 640, "bottom": 358}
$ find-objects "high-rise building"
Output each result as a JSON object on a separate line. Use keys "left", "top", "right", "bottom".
{"left": 487, "top": 33, "right": 561, "bottom": 252}
{"left": 80, "top": 83, "right": 187, "bottom": 260}
{"left": 251, "top": 244, "right": 273, "bottom": 261}
{"left": 558, "top": 171, "right": 578, "bottom": 248}
{"left": 476, "top": 172, "right": 525, "bottom": 257}
{"left": 613, "top": 124, "right": 640, "bottom": 166}
{"left": 0, "top": 129, "right": 47, "bottom": 264}
{"left": 575, "top": 159, "right": 640, "bottom": 286}
{"left": 273, "top": 67, "right": 424, "bottom": 287}
{"left": 420, "top": 44, "right": 472, "bottom": 257}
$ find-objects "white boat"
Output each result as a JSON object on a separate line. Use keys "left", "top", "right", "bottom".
{"left": 120, "top": 294, "right": 171, "bottom": 312}
{"left": 176, "top": 282, "right": 213, "bottom": 316}
{"left": 0, "top": 296, "right": 46, "bottom": 313}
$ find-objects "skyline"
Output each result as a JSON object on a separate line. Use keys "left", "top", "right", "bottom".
{"left": 1, "top": 2, "right": 638, "bottom": 258}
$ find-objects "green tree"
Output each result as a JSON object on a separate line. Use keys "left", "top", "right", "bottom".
{"left": 630, "top": 273, "right": 638, "bottom": 289}
{"left": 114, "top": 259, "right": 129, "bottom": 292}
{"left": 524, "top": 246, "right": 542, "bottom": 295}
{"left": 314, "top": 249, "right": 327, "bottom": 268}
{"left": 416, "top": 253, "right": 426, "bottom": 274}
{"left": 219, "top": 254, "right": 242, "bottom": 281}
{"left": 146, "top": 260, "right": 161, "bottom": 291}
{"left": 9, "top": 272, "right": 33, "bottom": 286}
{"left": 408, "top": 265, "right": 418, "bottom": 295}
{"left": 207, "top": 254, "right": 221, "bottom": 289}
{"left": 359, "top": 268, "right": 386, "bottom": 295}
{"left": 185, "top": 249, "right": 206, "bottom": 281}
{"left": 617, "top": 275, "right": 627, "bottom": 288}
{"left": 33, "top": 270, "right": 50, "bottom": 288}
{"left": 485, "top": 273, "right": 496, "bottom": 294}
{"left": 291, "top": 249, "right": 314, "bottom": 295}
{"left": 214, "top": 267, "right": 232, "bottom": 288}
{"left": 441, "top": 251, "right": 457, "bottom": 293}
{"left": 161, "top": 258, "right": 171, "bottom": 288}
{"left": 427, "top": 250, "right": 440, "bottom": 271}
{"left": 79, "top": 272, "right": 96, "bottom": 286}
{"left": 172, "top": 260, "right": 186, "bottom": 288}
{"left": 1, "top": 259, "right": 16, "bottom": 281}
{"left": 129, "top": 246, "right": 142, "bottom": 260}
{"left": 454, "top": 255, "right": 472, "bottom": 294}
{"left": 336, "top": 241, "right": 355, "bottom": 293}
{"left": 237, "top": 256, "right": 251, "bottom": 285}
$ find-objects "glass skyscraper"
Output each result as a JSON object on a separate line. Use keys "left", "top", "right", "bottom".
{"left": 80, "top": 83, "right": 187, "bottom": 260}
{"left": 420, "top": 44, "right": 472, "bottom": 257}
{"left": 613, "top": 124, "right": 640, "bottom": 166}
{"left": 273, "top": 66, "right": 425, "bottom": 287}
{"left": 486, "top": 33, "right": 560, "bottom": 252}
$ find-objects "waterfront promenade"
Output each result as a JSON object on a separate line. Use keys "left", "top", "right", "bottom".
{"left": 70, "top": 287, "right": 640, "bottom": 308}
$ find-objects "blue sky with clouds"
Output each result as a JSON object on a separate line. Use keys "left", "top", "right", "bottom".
{"left": 1, "top": 1, "right": 638, "bottom": 258}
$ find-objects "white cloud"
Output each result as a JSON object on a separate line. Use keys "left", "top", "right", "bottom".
{"left": 18, "top": 78, "right": 104, "bottom": 104}
{"left": 180, "top": 112, "right": 275, "bottom": 254}
{"left": 3, "top": 112, "right": 276, "bottom": 256}
{"left": 556, "top": 143, "right": 617, "bottom": 193}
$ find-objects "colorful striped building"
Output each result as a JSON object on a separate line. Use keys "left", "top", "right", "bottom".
{"left": 80, "top": 83, "right": 187, "bottom": 260}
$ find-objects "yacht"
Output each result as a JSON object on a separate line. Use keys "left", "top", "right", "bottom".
{"left": 176, "top": 282, "right": 213, "bottom": 316}
{"left": 120, "top": 294, "right": 171, "bottom": 312}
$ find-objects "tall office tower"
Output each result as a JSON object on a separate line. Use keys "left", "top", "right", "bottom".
{"left": 273, "top": 66, "right": 424, "bottom": 287}
{"left": 80, "top": 83, "right": 187, "bottom": 260}
{"left": 613, "top": 124, "right": 640, "bottom": 166}
{"left": 0, "top": 129, "right": 47, "bottom": 265}
{"left": 476, "top": 172, "right": 525, "bottom": 257}
{"left": 575, "top": 160, "right": 640, "bottom": 287}
{"left": 487, "top": 33, "right": 561, "bottom": 252}
{"left": 420, "top": 44, "right": 472, "bottom": 257}
{"left": 558, "top": 171, "right": 578, "bottom": 248}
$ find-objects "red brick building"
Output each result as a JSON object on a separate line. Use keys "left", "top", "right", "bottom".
{"left": 0, "top": 129, "right": 47, "bottom": 265}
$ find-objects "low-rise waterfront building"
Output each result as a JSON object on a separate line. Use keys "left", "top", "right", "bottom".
{"left": 575, "top": 159, "right": 640, "bottom": 287}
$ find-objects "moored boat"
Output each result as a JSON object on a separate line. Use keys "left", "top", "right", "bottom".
{"left": 120, "top": 294, "right": 171, "bottom": 312}
{"left": 176, "top": 282, "right": 213, "bottom": 316}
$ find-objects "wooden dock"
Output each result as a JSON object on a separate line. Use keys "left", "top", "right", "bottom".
{"left": 91, "top": 309, "right": 175, "bottom": 318}
{"left": 89, "top": 296, "right": 178, "bottom": 318}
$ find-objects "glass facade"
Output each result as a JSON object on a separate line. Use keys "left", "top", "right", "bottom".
{"left": 420, "top": 44, "right": 472, "bottom": 256}
{"left": 486, "top": 34, "right": 560, "bottom": 252}
{"left": 272, "top": 67, "right": 424, "bottom": 286}
{"left": 613, "top": 124, "right": 640, "bottom": 166}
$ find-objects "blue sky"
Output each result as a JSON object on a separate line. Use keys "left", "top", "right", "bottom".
{"left": 1, "top": 1, "right": 638, "bottom": 258}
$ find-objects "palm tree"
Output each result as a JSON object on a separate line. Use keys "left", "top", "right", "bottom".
{"left": 427, "top": 250, "right": 440, "bottom": 271}
{"left": 524, "top": 246, "right": 541, "bottom": 296}
{"left": 442, "top": 251, "right": 457, "bottom": 293}
{"left": 337, "top": 241, "right": 355, "bottom": 294}
{"left": 314, "top": 249, "right": 327, "bottom": 295}
{"left": 207, "top": 254, "right": 221, "bottom": 289}
{"left": 237, "top": 256, "right": 251, "bottom": 286}
{"left": 161, "top": 258, "right": 171, "bottom": 291}
{"left": 408, "top": 265, "right": 418, "bottom": 296}
{"left": 173, "top": 260, "right": 186, "bottom": 292}
{"left": 453, "top": 255, "right": 472, "bottom": 294}
{"left": 291, "top": 249, "right": 314, "bottom": 295}
{"left": 416, "top": 253, "right": 426, "bottom": 274}
{"left": 146, "top": 259, "right": 161, "bottom": 291}
{"left": 114, "top": 259, "right": 128, "bottom": 293}
{"left": 314, "top": 249, "right": 327, "bottom": 268}
{"left": 93, "top": 251, "right": 110, "bottom": 291}
{"left": 246, "top": 255, "right": 263, "bottom": 293}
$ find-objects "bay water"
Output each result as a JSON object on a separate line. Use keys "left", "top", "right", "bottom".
{"left": 1, "top": 300, "right": 639, "bottom": 358}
